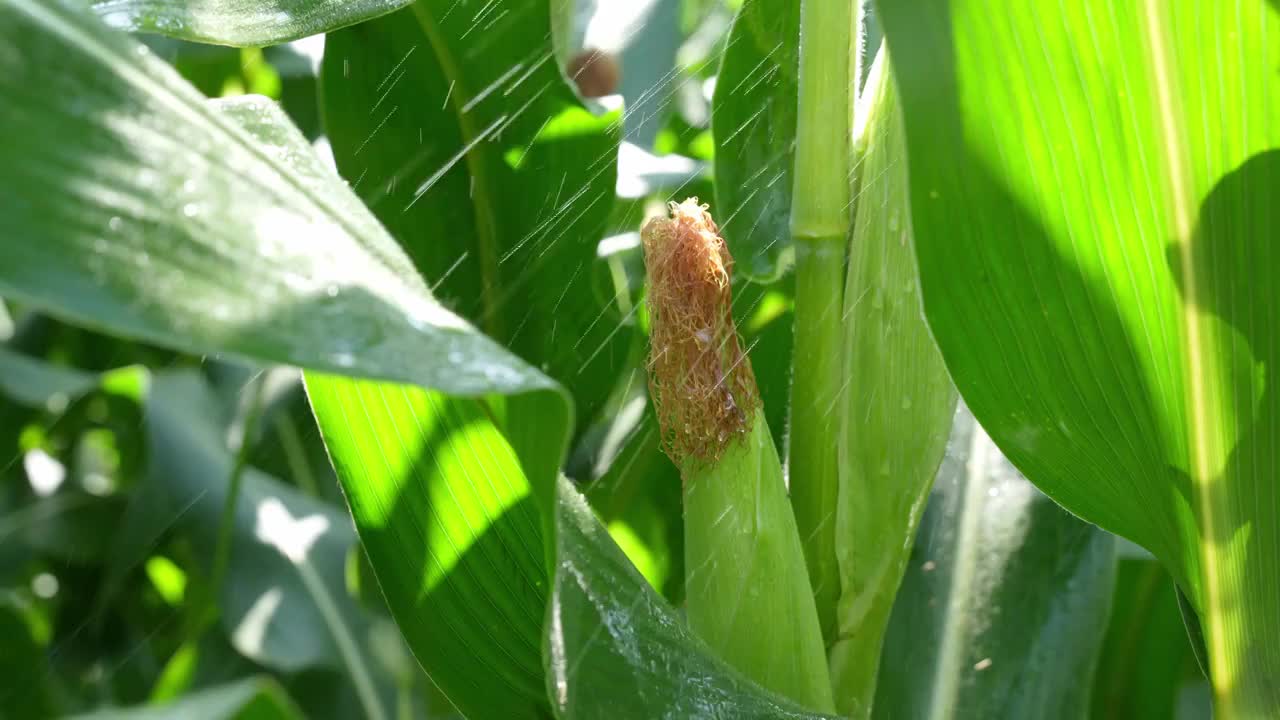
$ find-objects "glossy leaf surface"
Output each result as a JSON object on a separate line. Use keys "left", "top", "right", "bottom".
{"left": 0, "top": 5, "right": 567, "bottom": 716}
{"left": 0, "top": 1, "right": 548, "bottom": 399}
{"left": 88, "top": 0, "right": 411, "bottom": 46}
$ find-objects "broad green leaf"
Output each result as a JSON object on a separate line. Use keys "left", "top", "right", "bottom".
{"left": 880, "top": 0, "right": 1280, "bottom": 711}
{"left": 68, "top": 676, "right": 303, "bottom": 720}
{"left": 547, "top": 475, "right": 835, "bottom": 720}
{"left": 321, "top": 6, "right": 625, "bottom": 428}
{"left": 711, "top": 0, "right": 799, "bottom": 280}
{"left": 304, "top": 375, "right": 551, "bottom": 719}
{"left": 1092, "top": 558, "right": 1203, "bottom": 720}
{"left": 874, "top": 406, "right": 1116, "bottom": 719}
{"left": 87, "top": 0, "right": 412, "bottom": 46}
{"left": 0, "top": 0, "right": 549, "bottom": 401}
{"left": 828, "top": 49, "right": 957, "bottom": 716}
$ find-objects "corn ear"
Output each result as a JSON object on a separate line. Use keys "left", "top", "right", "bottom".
{"left": 642, "top": 199, "right": 835, "bottom": 713}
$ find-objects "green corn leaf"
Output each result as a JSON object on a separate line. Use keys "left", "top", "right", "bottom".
{"left": 304, "top": 375, "right": 553, "bottom": 719}
{"left": 320, "top": 6, "right": 625, "bottom": 429}
{"left": 86, "top": 0, "right": 413, "bottom": 46}
{"left": 711, "top": 0, "right": 800, "bottom": 280}
{"left": 874, "top": 406, "right": 1116, "bottom": 719}
{"left": 0, "top": 1, "right": 547, "bottom": 401}
{"left": 878, "top": 0, "right": 1280, "bottom": 713}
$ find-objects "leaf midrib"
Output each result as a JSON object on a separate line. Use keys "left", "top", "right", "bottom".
{"left": 1139, "top": 0, "right": 1229, "bottom": 691}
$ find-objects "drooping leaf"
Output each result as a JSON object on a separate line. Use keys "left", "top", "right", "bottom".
{"left": 547, "top": 475, "right": 836, "bottom": 720}
{"left": 874, "top": 405, "right": 1116, "bottom": 719}
{"left": 711, "top": 0, "right": 800, "bottom": 280}
{"left": 879, "top": 0, "right": 1280, "bottom": 711}
{"left": 613, "top": 0, "right": 681, "bottom": 148}
{"left": 67, "top": 676, "right": 303, "bottom": 720}
{"left": 87, "top": 0, "right": 412, "bottom": 46}
{"left": 0, "top": 1, "right": 548, "bottom": 401}
{"left": 320, "top": 6, "right": 625, "bottom": 428}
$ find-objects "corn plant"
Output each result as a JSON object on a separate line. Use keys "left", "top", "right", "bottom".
{"left": 0, "top": 0, "right": 1276, "bottom": 717}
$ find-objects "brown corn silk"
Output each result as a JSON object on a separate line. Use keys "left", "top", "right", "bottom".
{"left": 641, "top": 198, "right": 760, "bottom": 467}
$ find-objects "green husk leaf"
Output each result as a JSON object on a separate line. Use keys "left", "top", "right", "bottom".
{"left": 827, "top": 48, "right": 957, "bottom": 717}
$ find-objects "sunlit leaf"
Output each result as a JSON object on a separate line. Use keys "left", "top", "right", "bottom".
{"left": 305, "top": 375, "right": 552, "bottom": 719}
{"left": 880, "top": 0, "right": 1280, "bottom": 711}
{"left": 827, "top": 50, "right": 957, "bottom": 714}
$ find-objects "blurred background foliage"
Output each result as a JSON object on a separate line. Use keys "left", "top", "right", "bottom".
{"left": 0, "top": 0, "right": 1209, "bottom": 717}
